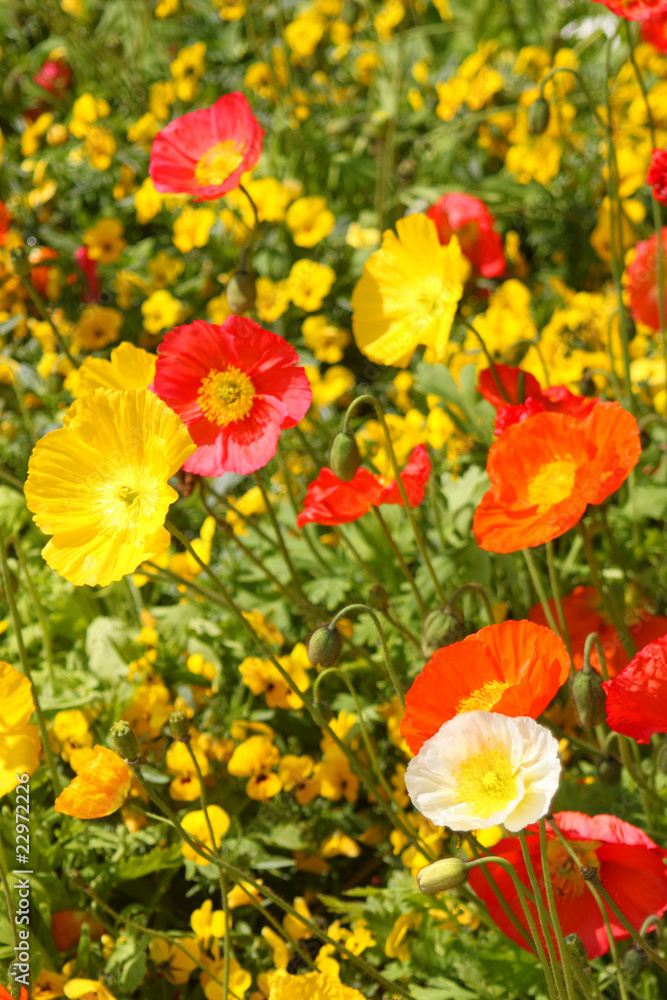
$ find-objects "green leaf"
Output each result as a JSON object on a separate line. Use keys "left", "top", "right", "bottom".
{"left": 0, "top": 485, "right": 28, "bottom": 533}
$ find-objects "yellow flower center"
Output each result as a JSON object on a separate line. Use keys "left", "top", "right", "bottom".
{"left": 526, "top": 458, "right": 576, "bottom": 513}
{"left": 198, "top": 366, "right": 256, "bottom": 426}
{"left": 455, "top": 744, "right": 519, "bottom": 819}
{"left": 194, "top": 140, "right": 245, "bottom": 187}
{"left": 415, "top": 276, "right": 446, "bottom": 324}
{"left": 546, "top": 841, "right": 600, "bottom": 899}
{"left": 456, "top": 679, "right": 510, "bottom": 714}
{"left": 91, "top": 469, "right": 160, "bottom": 540}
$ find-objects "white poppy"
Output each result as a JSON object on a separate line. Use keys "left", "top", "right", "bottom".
{"left": 405, "top": 710, "right": 560, "bottom": 832}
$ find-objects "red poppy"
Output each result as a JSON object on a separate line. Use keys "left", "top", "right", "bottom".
{"left": 29, "top": 246, "right": 59, "bottom": 300}
{"left": 467, "top": 812, "right": 667, "bottom": 959}
{"left": 0, "top": 202, "right": 11, "bottom": 247}
{"left": 296, "top": 444, "right": 430, "bottom": 527}
{"left": 34, "top": 58, "right": 71, "bottom": 97}
{"left": 603, "top": 633, "right": 667, "bottom": 742}
{"left": 592, "top": 0, "right": 667, "bottom": 18}
{"left": 642, "top": 11, "right": 667, "bottom": 47}
{"left": 153, "top": 316, "right": 311, "bottom": 477}
{"left": 626, "top": 228, "right": 667, "bottom": 330}
{"left": 426, "top": 193, "right": 505, "bottom": 278}
{"left": 149, "top": 92, "right": 263, "bottom": 201}
{"left": 530, "top": 585, "right": 667, "bottom": 678}
{"left": 0, "top": 988, "right": 27, "bottom": 1000}
{"left": 479, "top": 364, "right": 597, "bottom": 435}
{"left": 400, "top": 620, "right": 570, "bottom": 754}
{"left": 647, "top": 149, "right": 667, "bottom": 205}
{"left": 73, "top": 245, "right": 100, "bottom": 303}
{"left": 473, "top": 403, "right": 640, "bottom": 553}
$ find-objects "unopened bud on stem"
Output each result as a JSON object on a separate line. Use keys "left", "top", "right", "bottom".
{"left": 528, "top": 97, "right": 550, "bottom": 135}
{"left": 168, "top": 710, "right": 190, "bottom": 740}
{"left": 111, "top": 721, "right": 141, "bottom": 762}
{"left": 417, "top": 857, "right": 468, "bottom": 894}
{"left": 421, "top": 607, "right": 465, "bottom": 659}
{"left": 307, "top": 623, "right": 343, "bottom": 668}
{"left": 226, "top": 270, "right": 256, "bottom": 314}
{"left": 570, "top": 664, "right": 606, "bottom": 729}
{"left": 329, "top": 431, "right": 361, "bottom": 481}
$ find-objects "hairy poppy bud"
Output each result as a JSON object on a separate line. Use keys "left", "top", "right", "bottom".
{"left": 564, "top": 933, "right": 588, "bottom": 968}
{"left": 307, "top": 623, "right": 343, "bottom": 668}
{"left": 67, "top": 869, "right": 90, "bottom": 891}
{"left": 226, "top": 270, "right": 257, "bottom": 314}
{"left": 420, "top": 607, "right": 465, "bottom": 659}
{"left": 570, "top": 664, "right": 606, "bottom": 729}
{"left": 110, "top": 721, "right": 141, "bottom": 762}
{"left": 7, "top": 963, "right": 27, "bottom": 999}
{"left": 622, "top": 944, "right": 650, "bottom": 977}
{"left": 417, "top": 857, "right": 468, "bottom": 895}
{"left": 10, "top": 247, "right": 31, "bottom": 278}
{"left": 169, "top": 710, "right": 190, "bottom": 741}
{"left": 597, "top": 754, "right": 622, "bottom": 786}
{"left": 329, "top": 431, "right": 360, "bottom": 481}
{"left": 528, "top": 97, "right": 550, "bottom": 135}
{"left": 368, "top": 584, "right": 389, "bottom": 610}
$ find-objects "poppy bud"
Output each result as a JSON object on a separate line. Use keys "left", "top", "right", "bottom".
{"left": 307, "top": 624, "right": 343, "bottom": 667}
{"left": 169, "top": 710, "right": 190, "bottom": 741}
{"left": 7, "top": 963, "right": 26, "bottom": 999}
{"left": 622, "top": 944, "right": 650, "bottom": 977}
{"left": 67, "top": 869, "right": 90, "bottom": 891}
{"left": 417, "top": 857, "right": 468, "bottom": 895}
{"left": 329, "top": 431, "right": 360, "bottom": 481}
{"left": 226, "top": 270, "right": 257, "bottom": 314}
{"left": 570, "top": 664, "right": 606, "bottom": 729}
{"left": 420, "top": 607, "right": 466, "bottom": 659}
{"left": 597, "top": 754, "right": 622, "bottom": 786}
{"left": 110, "top": 721, "right": 141, "bottom": 762}
{"left": 528, "top": 97, "right": 550, "bottom": 135}
{"left": 10, "top": 247, "right": 31, "bottom": 278}
{"left": 564, "top": 933, "right": 588, "bottom": 968}
{"left": 397, "top": 158, "right": 417, "bottom": 180}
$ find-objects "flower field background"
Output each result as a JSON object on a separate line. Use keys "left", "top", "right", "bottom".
{"left": 7, "top": 0, "right": 667, "bottom": 998}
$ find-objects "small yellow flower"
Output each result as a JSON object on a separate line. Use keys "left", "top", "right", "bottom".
{"left": 141, "top": 289, "right": 182, "bottom": 334}
{"left": 320, "top": 832, "right": 361, "bottom": 858}
{"left": 82, "top": 218, "right": 126, "bottom": 264}
{"left": 149, "top": 80, "right": 176, "bottom": 121}
{"left": 82, "top": 126, "right": 116, "bottom": 170}
{"left": 214, "top": 0, "right": 247, "bottom": 20}
{"left": 288, "top": 259, "right": 335, "bottom": 312}
{"left": 148, "top": 937, "right": 201, "bottom": 985}
{"left": 134, "top": 177, "right": 163, "bottom": 224}
{"left": 285, "top": 196, "right": 335, "bottom": 248}
{"left": 191, "top": 899, "right": 226, "bottom": 947}
{"left": 181, "top": 806, "right": 231, "bottom": 863}
{"left": 255, "top": 276, "right": 291, "bottom": 322}
{"left": 227, "top": 735, "right": 282, "bottom": 801}
{"left": 385, "top": 912, "right": 422, "bottom": 961}
{"left": 173, "top": 206, "right": 216, "bottom": 253}
{"left": 302, "top": 315, "right": 350, "bottom": 363}
{"left": 170, "top": 42, "right": 207, "bottom": 102}
{"left": 148, "top": 251, "right": 184, "bottom": 289}
{"left": 305, "top": 365, "right": 355, "bottom": 409}
{"left": 72, "top": 305, "right": 124, "bottom": 351}
{"left": 224, "top": 486, "right": 268, "bottom": 535}
{"left": 345, "top": 222, "right": 381, "bottom": 249}
{"left": 21, "top": 112, "right": 54, "bottom": 156}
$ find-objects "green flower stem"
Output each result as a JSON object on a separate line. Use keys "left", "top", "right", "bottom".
{"left": 185, "top": 740, "right": 231, "bottom": 1000}
{"left": 11, "top": 533, "right": 56, "bottom": 690}
{"left": 162, "top": 523, "right": 434, "bottom": 872}
{"left": 522, "top": 548, "right": 561, "bottom": 637}
{"left": 371, "top": 506, "right": 427, "bottom": 616}
{"left": 125, "top": 760, "right": 417, "bottom": 1000}
{"left": 458, "top": 319, "right": 511, "bottom": 404}
{"left": 343, "top": 394, "right": 447, "bottom": 604}
{"left": 625, "top": 24, "right": 667, "bottom": 381}
{"left": 0, "top": 467, "right": 24, "bottom": 490}
{"left": 546, "top": 822, "right": 633, "bottom": 1000}
{"left": 20, "top": 275, "right": 78, "bottom": 367}
{"left": 13, "top": 378, "right": 36, "bottom": 446}
{"left": 276, "top": 442, "right": 333, "bottom": 574}
{"left": 329, "top": 602, "right": 404, "bottom": 707}
{"left": 517, "top": 830, "right": 567, "bottom": 1000}
{"left": 0, "top": 525, "right": 61, "bottom": 796}
{"left": 464, "top": 839, "right": 535, "bottom": 949}
{"left": 0, "top": 847, "right": 19, "bottom": 950}
{"left": 238, "top": 184, "right": 260, "bottom": 242}
{"left": 546, "top": 542, "right": 573, "bottom": 664}
{"left": 538, "top": 819, "right": 577, "bottom": 1000}
{"left": 603, "top": 33, "right": 635, "bottom": 415}
{"left": 466, "top": 854, "right": 558, "bottom": 1000}
{"left": 577, "top": 520, "right": 635, "bottom": 658}
{"left": 199, "top": 485, "right": 304, "bottom": 607}
{"left": 445, "top": 581, "right": 495, "bottom": 625}
{"left": 252, "top": 472, "right": 305, "bottom": 598}
{"left": 538, "top": 67, "right": 606, "bottom": 134}
{"left": 293, "top": 424, "right": 324, "bottom": 467}
{"left": 67, "top": 872, "right": 243, "bottom": 999}
{"left": 203, "top": 482, "right": 279, "bottom": 549}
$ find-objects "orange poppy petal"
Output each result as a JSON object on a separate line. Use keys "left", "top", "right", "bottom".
{"left": 578, "top": 401, "right": 641, "bottom": 505}
{"left": 401, "top": 620, "right": 570, "bottom": 754}
{"left": 55, "top": 745, "right": 132, "bottom": 819}
{"left": 473, "top": 489, "right": 587, "bottom": 553}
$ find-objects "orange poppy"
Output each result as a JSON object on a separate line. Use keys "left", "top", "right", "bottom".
{"left": 51, "top": 910, "right": 105, "bottom": 951}
{"left": 473, "top": 403, "right": 640, "bottom": 553}
{"left": 400, "top": 620, "right": 570, "bottom": 754}
{"left": 55, "top": 745, "right": 132, "bottom": 819}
